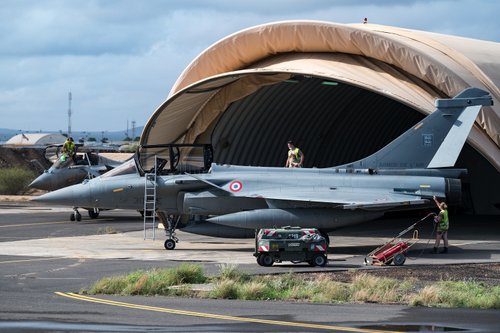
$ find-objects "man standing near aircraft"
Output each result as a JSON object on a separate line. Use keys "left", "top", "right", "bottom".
{"left": 62, "top": 137, "right": 76, "bottom": 163}
{"left": 432, "top": 195, "right": 450, "bottom": 254}
{"left": 285, "top": 140, "right": 304, "bottom": 168}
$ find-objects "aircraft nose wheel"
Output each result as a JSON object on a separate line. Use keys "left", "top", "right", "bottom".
{"left": 164, "top": 239, "right": 176, "bottom": 250}
{"left": 70, "top": 210, "right": 82, "bottom": 222}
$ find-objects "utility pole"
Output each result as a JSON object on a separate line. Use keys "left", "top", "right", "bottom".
{"left": 68, "top": 91, "right": 72, "bottom": 138}
{"left": 132, "top": 120, "right": 136, "bottom": 140}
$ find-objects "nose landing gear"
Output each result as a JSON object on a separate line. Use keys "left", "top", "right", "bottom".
{"left": 157, "top": 212, "right": 180, "bottom": 250}
{"left": 70, "top": 207, "right": 82, "bottom": 221}
{"left": 69, "top": 207, "right": 99, "bottom": 221}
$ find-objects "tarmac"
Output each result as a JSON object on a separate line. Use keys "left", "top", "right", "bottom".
{"left": 1, "top": 195, "right": 499, "bottom": 268}
{"left": 1, "top": 196, "right": 499, "bottom": 332}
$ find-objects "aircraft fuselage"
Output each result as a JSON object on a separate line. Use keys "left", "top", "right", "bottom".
{"left": 36, "top": 164, "right": 458, "bottom": 229}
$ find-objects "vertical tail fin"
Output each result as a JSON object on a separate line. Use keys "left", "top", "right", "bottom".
{"left": 343, "top": 88, "right": 493, "bottom": 170}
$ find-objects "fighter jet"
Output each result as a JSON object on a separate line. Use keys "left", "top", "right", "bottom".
{"left": 34, "top": 88, "right": 492, "bottom": 250}
{"left": 30, "top": 146, "right": 132, "bottom": 220}
{"left": 30, "top": 148, "right": 130, "bottom": 191}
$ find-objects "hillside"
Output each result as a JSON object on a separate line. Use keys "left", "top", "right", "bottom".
{"left": 0, "top": 147, "right": 51, "bottom": 174}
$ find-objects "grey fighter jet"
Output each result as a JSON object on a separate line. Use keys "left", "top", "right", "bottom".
{"left": 34, "top": 88, "right": 493, "bottom": 249}
{"left": 30, "top": 146, "right": 132, "bottom": 220}
{"left": 30, "top": 148, "right": 131, "bottom": 191}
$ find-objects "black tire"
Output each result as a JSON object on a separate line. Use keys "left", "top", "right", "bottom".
{"left": 88, "top": 210, "right": 99, "bottom": 219}
{"left": 256, "top": 254, "right": 265, "bottom": 266}
{"left": 385, "top": 259, "right": 393, "bottom": 265}
{"left": 260, "top": 254, "right": 274, "bottom": 267}
{"left": 75, "top": 213, "right": 82, "bottom": 222}
{"left": 312, "top": 254, "right": 327, "bottom": 267}
{"left": 164, "top": 239, "right": 176, "bottom": 250}
{"left": 393, "top": 253, "right": 406, "bottom": 266}
{"left": 70, "top": 214, "right": 75, "bottom": 222}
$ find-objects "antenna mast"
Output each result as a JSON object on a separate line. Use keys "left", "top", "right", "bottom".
{"left": 68, "top": 91, "right": 72, "bottom": 137}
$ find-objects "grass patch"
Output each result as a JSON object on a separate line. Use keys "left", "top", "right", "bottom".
{"left": 84, "top": 264, "right": 499, "bottom": 309}
{"left": 217, "top": 263, "right": 249, "bottom": 282}
{"left": 411, "top": 280, "right": 500, "bottom": 309}
{"left": 0, "top": 167, "right": 35, "bottom": 194}
{"left": 85, "top": 264, "right": 206, "bottom": 296}
{"left": 350, "top": 273, "right": 412, "bottom": 303}
{"left": 210, "top": 279, "right": 239, "bottom": 299}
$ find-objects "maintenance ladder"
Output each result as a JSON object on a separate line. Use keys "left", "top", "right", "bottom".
{"left": 84, "top": 152, "right": 99, "bottom": 218}
{"left": 143, "top": 155, "right": 158, "bottom": 240}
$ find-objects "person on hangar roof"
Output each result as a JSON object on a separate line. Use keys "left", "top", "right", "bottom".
{"left": 285, "top": 140, "right": 304, "bottom": 168}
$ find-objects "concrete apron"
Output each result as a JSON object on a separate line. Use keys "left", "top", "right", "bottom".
{"left": 0, "top": 228, "right": 498, "bottom": 265}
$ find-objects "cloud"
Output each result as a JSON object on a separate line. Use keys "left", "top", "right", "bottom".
{"left": 0, "top": 0, "right": 498, "bottom": 132}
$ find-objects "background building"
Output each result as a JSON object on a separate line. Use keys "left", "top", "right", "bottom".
{"left": 5, "top": 133, "right": 66, "bottom": 147}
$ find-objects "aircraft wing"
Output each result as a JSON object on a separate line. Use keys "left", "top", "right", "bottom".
{"left": 241, "top": 187, "right": 428, "bottom": 210}
{"left": 195, "top": 176, "right": 429, "bottom": 210}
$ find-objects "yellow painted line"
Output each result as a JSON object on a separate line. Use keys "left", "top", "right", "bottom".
{"left": 0, "top": 257, "right": 66, "bottom": 265}
{"left": 419, "top": 185, "right": 431, "bottom": 188}
{"left": 112, "top": 188, "right": 124, "bottom": 193}
{"left": 55, "top": 292, "right": 403, "bottom": 333}
{"left": 0, "top": 219, "right": 113, "bottom": 228}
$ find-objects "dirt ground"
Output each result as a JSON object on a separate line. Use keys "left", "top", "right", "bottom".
{"left": 0, "top": 147, "right": 50, "bottom": 195}
{"left": 320, "top": 263, "right": 500, "bottom": 285}
{"left": 0, "top": 147, "right": 50, "bottom": 173}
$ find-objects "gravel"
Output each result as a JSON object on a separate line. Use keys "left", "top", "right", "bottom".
{"left": 324, "top": 263, "right": 500, "bottom": 285}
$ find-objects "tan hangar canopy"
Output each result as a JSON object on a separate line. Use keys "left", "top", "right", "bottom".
{"left": 141, "top": 20, "right": 500, "bottom": 171}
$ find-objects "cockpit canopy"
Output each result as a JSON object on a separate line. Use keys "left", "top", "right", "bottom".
{"left": 137, "top": 144, "right": 213, "bottom": 175}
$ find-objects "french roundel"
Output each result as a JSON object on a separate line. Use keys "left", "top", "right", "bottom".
{"left": 229, "top": 180, "right": 243, "bottom": 192}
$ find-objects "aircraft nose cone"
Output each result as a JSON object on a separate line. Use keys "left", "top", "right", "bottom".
{"left": 32, "top": 183, "right": 92, "bottom": 207}
{"left": 29, "top": 172, "right": 54, "bottom": 191}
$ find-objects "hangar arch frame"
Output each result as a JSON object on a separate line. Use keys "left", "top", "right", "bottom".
{"left": 140, "top": 21, "right": 500, "bottom": 214}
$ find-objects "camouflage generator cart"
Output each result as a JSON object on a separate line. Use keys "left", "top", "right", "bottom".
{"left": 254, "top": 227, "right": 328, "bottom": 267}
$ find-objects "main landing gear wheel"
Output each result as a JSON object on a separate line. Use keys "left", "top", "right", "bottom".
{"left": 88, "top": 209, "right": 99, "bottom": 219}
{"left": 164, "top": 239, "right": 176, "bottom": 250}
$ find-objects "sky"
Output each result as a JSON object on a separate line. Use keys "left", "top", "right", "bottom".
{"left": 1, "top": 0, "right": 499, "bottom": 133}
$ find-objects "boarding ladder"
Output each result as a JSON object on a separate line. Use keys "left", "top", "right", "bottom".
{"left": 84, "top": 152, "right": 99, "bottom": 218}
{"left": 143, "top": 155, "right": 158, "bottom": 240}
